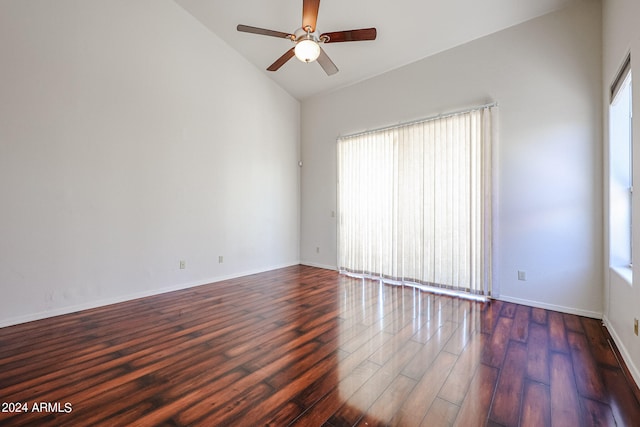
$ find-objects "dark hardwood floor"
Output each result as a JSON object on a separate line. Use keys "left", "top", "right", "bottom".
{"left": 1, "top": 265, "right": 639, "bottom": 426}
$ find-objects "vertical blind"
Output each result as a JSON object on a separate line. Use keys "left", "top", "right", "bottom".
{"left": 337, "top": 105, "right": 496, "bottom": 297}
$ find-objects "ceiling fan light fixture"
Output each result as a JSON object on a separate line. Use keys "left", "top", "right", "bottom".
{"left": 294, "top": 38, "right": 320, "bottom": 63}
{"left": 236, "top": 0, "right": 377, "bottom": 74}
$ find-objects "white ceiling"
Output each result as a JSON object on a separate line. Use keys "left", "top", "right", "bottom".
{"left": 174, "top": 0, "right": 579, "bottom": 100}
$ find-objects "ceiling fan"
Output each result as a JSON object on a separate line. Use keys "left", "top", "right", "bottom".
{"left": 236, "top": 0, "right": 377, "bottom": 76}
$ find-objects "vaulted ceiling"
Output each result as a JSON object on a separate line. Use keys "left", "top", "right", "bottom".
{"left": 175, "top": 0, "right": 582, "bottom": 100}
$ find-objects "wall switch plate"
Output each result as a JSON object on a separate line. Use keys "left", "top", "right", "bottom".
{"left": 634, "top": 318, "right": 638, "bottom": 336}
{"left": 517, "top": 270, "right": 527, "bottom": 281}
{"left": 218, "top": 256, "right": 223, "bottom": 263}
{"left": 179, "top": 260, "right": 186, "bottom": 269}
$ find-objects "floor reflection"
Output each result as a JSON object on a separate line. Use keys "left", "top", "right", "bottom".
{"left": 333, "top": 275, "right": 484, "bottom": 425}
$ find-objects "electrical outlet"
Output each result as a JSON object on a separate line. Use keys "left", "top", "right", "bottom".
{"left": 179, "top": 260, "right": 186, "bottom": 270}
{"left": 634, "top": 318, "right": 638, "bottom": 336}
{"left": 218, "top": 255, "right": 223, "bottom": 263}
{"left": 517, "top": 270, "right": 527, "bottom": 281}
{"left": 316, "top": 247, "right": 320, "bottom": 253}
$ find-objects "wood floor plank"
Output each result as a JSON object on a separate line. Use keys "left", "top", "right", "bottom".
{"left": 510, "top": 304, "right": 531, "bottom": 343}
{"left": 204, "top": 350, "right": 342, "bottom": 426}
{"left": 550, "top": 352, "right": 582, "bottom": 426}
{"left": 481, "top": 316, "right": 513, "bottom": 368}
{"left": 452, "top": 363, "right": 499, "bottom": 427}
{"left": 338, "top": 329, "right": 395, "bottom": 374}
{"left": 527, "top": 322, "right": 550, "bottom": 385}
{"left": 548, "top": 311, "right": 570, "bottom": 353}
{"left": 520, "top": 380, "right": 551, "bottom": 427}
{"left": 391, "top": 350, "right": 458, "bottom": 426}
{"left": 531, "top": 307, "right": 548, "bottom": 325}
{"left": 580, "top": 397, "right": 617, "bottom": 427}
{"left": 567, "top": 331, "right": 607, "bottom": 402}
{"left": 601, "top": 366, "right": 640, "bottom": 427}
{"left": 563, "top": 313, "right": 585, "bottom": 333}
{"left": 420, "top": 397, "right": 460, "bottom": 427}
{"left": 500, "top": 301, "right": 518, "bottom": 319}
{"left": 411, "top": 316, "right": 450, "bottom": 344}
{"left": 489, "top": 340, "right": 528, "bottom": 426}
{"left": 266, "top": 326, "right": 341, "bottom": 389}
{"left": 438, "top": 331, "right": 487, "bottom": 406}
{"left": 0, "top": 265, "right": 638, "bottom": 427}
{"left": 581, "top": 317, "right": 619, "bottom": 368}
{"left": 289, "top": 360, "right": 380, "bottom": 426}
{"left": 356, "top": 373, "right": 417, "bottom": 426}
{"left": 480, "top": 300, "right": 503, "bottom": 334}
{"left": 368, "top": 318, "right": 427, "bottom": 366}
{"left": 327, "top": 339, "right": 422, "bottom": 426}
{"left": 294, "top": 355, "right": 374, "bottom": 414}
{"left": 605, "top": 327, "right": 640, "bottom": 406}
{"left": 443, "top": 315, "right": 475, "bottom": 355}
{"left": 402, "top": 321, "right": 456, "bottom": 380}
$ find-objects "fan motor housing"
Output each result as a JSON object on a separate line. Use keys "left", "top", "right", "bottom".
{"left": 294, "top": 27, "right": 318, "bottom": 43}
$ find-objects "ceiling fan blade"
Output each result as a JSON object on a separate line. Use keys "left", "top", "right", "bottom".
{"left": 302, "top": 0, "right": 320, "bottom": 32}
{"left": 317, "top": 47, "right": 338, "bottom": 76}
{"left": 267, "top": 48, "right": 296, "bottom": 71}
{"left": 237, "top": 24, "right": 292, "bottom": 39}
{"left": 321, "top": 28, "right": 377, "bottom": 43}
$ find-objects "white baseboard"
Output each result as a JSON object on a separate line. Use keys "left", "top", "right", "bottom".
{"left": 497, "top": 295, "right": 602, "bottom": 319}
{"left": 602, "top": 315, "right": 640, "bottom": 390}
{"left": 299, "top": 261, "right": 338, "bottom": 271}
{"left": 0, "top": 261, "right": 300, "bottom": 329}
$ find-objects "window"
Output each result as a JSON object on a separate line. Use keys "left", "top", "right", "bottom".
{"left": 337, "top": 105, "right": 496, "bottom": 298}
{"left": 609, "top": 56, "right": 632, "bottom": 273}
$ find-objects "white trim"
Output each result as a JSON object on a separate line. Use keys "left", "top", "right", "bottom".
{"left": 491, "top": 107, "right": 501, "bottom": 298}
{"left": 610, "top": 265, "right": 633, "bottom": 286}
{"left": 0, "top": 261, "right": 300, "bottom": 328}
{"left": 300, "top": 261, "right": 338, "bottom": 271}
{"left": 498, "top": 295, "right": 602, "bottom": 319}
{"left": 603, "top": 314, "right": 640, "bottom": 389}
{"left": 610, "top": 53, "right": 632, "bottom": 102}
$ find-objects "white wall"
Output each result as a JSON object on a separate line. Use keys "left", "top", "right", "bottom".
{"left": 603, "top": 0, "right": 640, "bottom": 387}
{"left": 301, "top": 1, "right": 603, "bottom": 317}
{"left": 0, "top": 0, "right": 300, "bottom": 327}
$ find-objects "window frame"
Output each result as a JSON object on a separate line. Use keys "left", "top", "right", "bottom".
{"left": 609, "top": 54, "right": 633, "bottom": 280}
